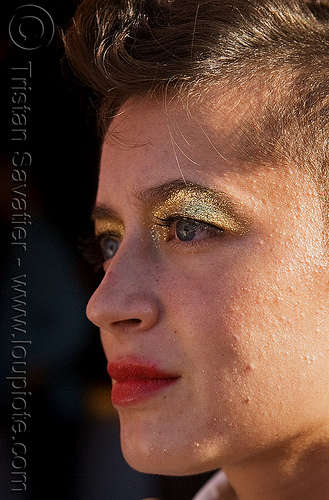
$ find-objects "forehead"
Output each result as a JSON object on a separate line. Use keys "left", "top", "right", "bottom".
{"left": 97, "top": 96, "right": 328, "bottom": 262}
{"left": 98, "top": 96, "right": 323, "bottom": 224}
{"left": 99, "top": 95, "right": 258, "bottom": 193}
{"left": 102, "top": 94, "right": 250, "bottom": 160}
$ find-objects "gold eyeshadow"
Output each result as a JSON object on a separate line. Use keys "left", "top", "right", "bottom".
{"left": 95, "top": 219, "right": 124, "bottom": 237}
{"left": 91, "top": 182, "right": 248, "bottom": 251}
{"left": 151, "top": 184, "right": 248, "bottom": 242}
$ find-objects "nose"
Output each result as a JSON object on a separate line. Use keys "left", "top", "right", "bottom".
{"left": 86, "top": 244, "right": 161, "bottom": 334}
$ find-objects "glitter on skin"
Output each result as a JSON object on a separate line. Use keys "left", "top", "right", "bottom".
{"left": 94, "top": 219, "right": 124, "bottom": 237}
{"left": 151, "top": 183, "right": 248, "bottom": 243}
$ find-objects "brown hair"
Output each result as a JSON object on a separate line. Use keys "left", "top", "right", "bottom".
{"left": 64, "top": 0, "right": 329, "bottom": 201}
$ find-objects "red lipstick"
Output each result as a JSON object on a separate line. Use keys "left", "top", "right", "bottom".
{"left": 107, "top": 358, "right": 180, "bottom": 406}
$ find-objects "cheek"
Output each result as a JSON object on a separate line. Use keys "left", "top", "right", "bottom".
{"left": 98, "top": 231, "right": 329, "bottom": 472}
{"left": 164, "top": 242, "right": 329, "bottom": 407}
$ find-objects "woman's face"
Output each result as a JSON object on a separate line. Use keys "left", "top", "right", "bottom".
{"left": 87, "top": 97, "right": 329, "bottom": 476}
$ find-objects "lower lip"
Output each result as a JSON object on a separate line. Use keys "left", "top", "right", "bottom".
{"left": 111, "top": 377, "right": 179, "bottom": 406}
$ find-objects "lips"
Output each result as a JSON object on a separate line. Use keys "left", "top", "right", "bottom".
{"left": 107, "top": 358, "right": 180, "bottom": 406}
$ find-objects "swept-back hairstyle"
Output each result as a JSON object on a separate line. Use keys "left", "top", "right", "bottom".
{"left": 64, "top": 0, "right": 329, "bottom": 202}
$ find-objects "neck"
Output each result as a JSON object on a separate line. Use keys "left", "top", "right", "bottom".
{"left": 222, "top": 432, "right": 329, "bottom": 500}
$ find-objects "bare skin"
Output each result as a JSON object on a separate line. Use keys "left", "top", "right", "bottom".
{"left": 87, "top": 96, "right": 329, "bottom": 499}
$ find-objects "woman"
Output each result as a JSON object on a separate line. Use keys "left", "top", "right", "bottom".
{"left": 65, "top": 1, "right": 329, "bottom": 498}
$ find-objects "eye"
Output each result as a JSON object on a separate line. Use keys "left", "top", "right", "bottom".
{"left": 100, "top": 234, "right": 120, "bottom": 261}
{"left": 175, "top": 219, "right": 214, "bottom": 241}
{"left": 156, "top": 215, "right": 224, "bottom": 244}
{"left": 81, "top": 232, "right": 121, "bottom": 271}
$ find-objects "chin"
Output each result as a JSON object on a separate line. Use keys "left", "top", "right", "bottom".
{"left": 120, "top": 435, "right": 184, "bottom": 475}
{"left": 122, "top": 448, "right": 212, "bottom": 476}
{"left": 117, "top": 407, "right": 227, "bottom": 475}
{"left": 120, "top": 429, "right": 221, "bottom": 477}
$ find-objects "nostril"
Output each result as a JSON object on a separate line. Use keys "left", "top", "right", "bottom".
{"left": 128, "top": 318, "right": 142, "bottom": 325}
{"left": 113, "top": 318, "right": 142, "bottom": 327}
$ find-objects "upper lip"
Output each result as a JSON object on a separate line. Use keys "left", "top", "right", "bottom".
{"left": 107, "top": 358, "right": 180, "bottom": 381}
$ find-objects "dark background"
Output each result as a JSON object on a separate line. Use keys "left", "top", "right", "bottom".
{"left": 0, "top": 2, "right": 214, "bottom": 499}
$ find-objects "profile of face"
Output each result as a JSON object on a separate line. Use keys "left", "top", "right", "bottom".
{"left": 86, "top": 96, "right": 329, "bottom": 477}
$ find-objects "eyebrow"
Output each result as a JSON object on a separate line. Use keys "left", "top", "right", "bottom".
{"left": 91, "top": 178, "right": 240, "bottom": 221}
{"left": 91, "top": 204, "right": 121, "bottom": 221}
{"left": 136, "top": 179, "right": 191, "bottom": 205}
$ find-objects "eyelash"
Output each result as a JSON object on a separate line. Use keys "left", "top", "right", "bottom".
{"left": 80, "top": 233, "right": 118, "bottom": 272}
{"left": 155, "top": 215, "right": 224, "bottom": 239}
{"left": 81, "top": 216, "right": 224, "bottom": 271}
